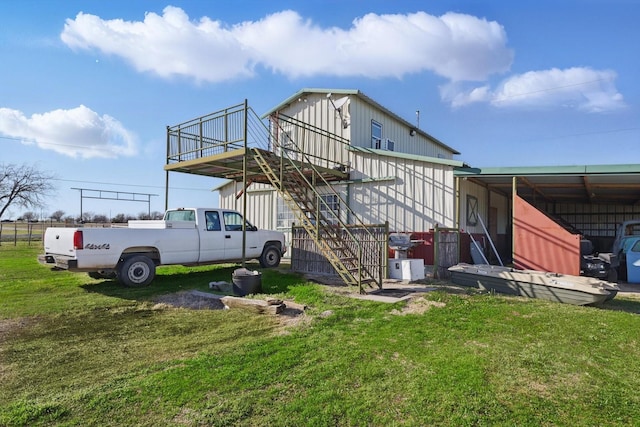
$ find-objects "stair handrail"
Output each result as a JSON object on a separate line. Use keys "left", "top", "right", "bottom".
{"left": 264, "top": 111, "right": 385, "bottom": 290}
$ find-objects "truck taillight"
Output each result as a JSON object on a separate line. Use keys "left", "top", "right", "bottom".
{"left": 73, "top": 231, "right": 84, "bottom": 250}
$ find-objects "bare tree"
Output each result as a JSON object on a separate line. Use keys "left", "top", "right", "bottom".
{"left": 0, "top": 163, "right": 55, "bottom": 219}
{"left": 112, "top": 213, "right": 126, "bottom": 223}
{"left": 50, "top": 210, "right": 65, "bottom": 222}
{"left": 150, "top": 211, "right": 164, "bottom": 220}
{"left": 22, "top": 211, "right": 38, "bottom": 222}
{"left": 93, "top": 214, "right": 109, "bottom": 223}
{"left": 81, "top": 211, "right": 95, "bottom": 223}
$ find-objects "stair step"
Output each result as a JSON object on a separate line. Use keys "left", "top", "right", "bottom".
{"left": 254, "top": 149, "right": 383, "bottom": 294}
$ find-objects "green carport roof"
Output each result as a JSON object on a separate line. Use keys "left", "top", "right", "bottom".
{"left": 454, "top": 164, "right": 640, "bottom": 205}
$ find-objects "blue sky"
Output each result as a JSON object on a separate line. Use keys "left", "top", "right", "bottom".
{"left": 1, "top": 0, "right": 638, "bottom": 219}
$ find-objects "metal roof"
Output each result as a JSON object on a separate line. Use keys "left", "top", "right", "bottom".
{"left": 262, "top": 88, "right": 461, "bottom": 155}
{"left": 454, "top": 164, "right": 640, "bottom": 205}
{"left": 349, "top": 146, "right": 464, "bottom": 167}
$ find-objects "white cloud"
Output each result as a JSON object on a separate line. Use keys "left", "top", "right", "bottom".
{"left": 60, "top": 7, "right": 513, "bottom": 82}
{"left": 0, "top": 105, "right": 138, "bottom": 159}
{"left": 441, "top": 67, "right": 625, "bottom": 112}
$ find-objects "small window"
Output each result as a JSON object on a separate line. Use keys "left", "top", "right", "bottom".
{"left": 319, "top": 194, "right": 340, "bottom": 225}
{"left": 205, "top": 211, "right": 221, "bottom": 231}
{"left": 277, "top": 197, "right": 295, "bottom": 229}
{"left": 466, "top": 195, "right": 478, "bottom": 227}
{"left": 371, "top": 120, "right": 382, "bottom": 149}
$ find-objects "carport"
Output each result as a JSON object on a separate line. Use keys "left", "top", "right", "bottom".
{"left": 454, "top": 164, "right": 640, "bottom": 275}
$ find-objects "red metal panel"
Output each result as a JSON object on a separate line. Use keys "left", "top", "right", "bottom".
{"left": 391, "top": 231, "right": 481, "bottom": 265}
{"left": 513, "top": 195, "right": 580, "bottom": 275}
{"left": 408, "top": 232, "right": 435, "bottom": 265}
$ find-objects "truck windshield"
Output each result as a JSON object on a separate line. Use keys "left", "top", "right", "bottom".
{"left": 164, "top": 210, "right": 196, "bottom": 222}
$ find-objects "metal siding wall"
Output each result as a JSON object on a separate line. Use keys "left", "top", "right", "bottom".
{"left": 349, "top": 152, "right": 455, "bottom": 232}
{"left": 349, "top": 98, "right": 453, "bottom": 159}
{"left": 245, "top": 186, "right": 275, "bottom": 230}
{"left": 545, "top": 202, "right": 640, "bottom": 238}
{"left": 278, "top": 94, "right": 350, "bottom": 165}
{"left": 218, "top": 182, "right": 238, "bottom": 210}
{"left": 218, "top": 182, "right": 276, "bottom": 231}
{"left": 491, "top": 192, "right": 509, "bottom": 233}
{"left": 458, "top": 180, "right": 488, "bottom": 234}
{"left": 514, "top": 195, "right": 580, "bottom": 275}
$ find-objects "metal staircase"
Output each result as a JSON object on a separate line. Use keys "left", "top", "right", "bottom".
{"left": 252, "top": 143, "right": 383, "bottom": 293}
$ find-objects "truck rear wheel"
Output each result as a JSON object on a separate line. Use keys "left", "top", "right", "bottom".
{"left": 259, "top": 245, "right": 281, "bottom": 268}
{"left": 118, "top": 255, "right": 155, "bottom": 287}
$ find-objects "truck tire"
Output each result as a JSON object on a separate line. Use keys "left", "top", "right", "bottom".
{"left": 118, "top": 255, "right": 155, "bottom": 287}
{"left": 259, "top": 245, "right": 281, "bottom": 268}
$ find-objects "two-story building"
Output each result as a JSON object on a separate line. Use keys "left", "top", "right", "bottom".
{"left": 165, "top": 88, "right": 640, "bottom": 282}
{"left": 216, "top": 88, "right": 464, "bottom": 238}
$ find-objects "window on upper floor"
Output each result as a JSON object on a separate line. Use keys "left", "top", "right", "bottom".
{"left": 371, "top": 120, "right": 382, "bottom": 149}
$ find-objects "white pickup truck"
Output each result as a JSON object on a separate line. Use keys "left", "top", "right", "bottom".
{"left": 39, "top": 208, "right": 286, "bottom": 287}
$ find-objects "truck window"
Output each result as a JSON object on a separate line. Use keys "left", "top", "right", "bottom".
{"left": 222, "top": 211, "right": 255, "bottom": 232}
{"left": 626, "top": 224, "right": 640, "bottom": 236}
{"left": 205, "top": 211, "right": 221, "bottom": 231}
{"left": 223, "top": 211, "right": 244, "bottom": 231}
{"left": 165, "top": 210, "right": 195, "bottom": 222}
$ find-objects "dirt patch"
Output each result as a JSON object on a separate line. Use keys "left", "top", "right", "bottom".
{"left": 0, "top": 318, "right": 32, "bottom": 343}
{"left": 153, "top": 291, "right": 225, "bottom": 310}
{"left": 152, "top": 290, "right": 310, "bottom": 332}
{"left": 275, "top": 307, "right": 311, "bottom": 334}
{"left": 391, "top": 296, "right": 446, "bottom": 315}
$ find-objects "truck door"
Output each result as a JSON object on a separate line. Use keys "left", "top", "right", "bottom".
{"left": 198, "top": 210, "right": 226, "bottom": 262}
{"left": 222, "top": 211, "right": 245, "bottom": 260}
{"left": 626, "top": 239, "right": 640, "bottom": 284}
{"left": 221, "top": 211, "right": 262, "bottom": 260}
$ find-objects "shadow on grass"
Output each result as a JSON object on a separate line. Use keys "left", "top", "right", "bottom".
{"left": 421, "top": 279, "right": 640, "bottom": 315}
{"left": 600, "top": 296, "right": 640, "bottom": 314}
{"left": 80, "top": 263, "right": 304, "bottom": 303}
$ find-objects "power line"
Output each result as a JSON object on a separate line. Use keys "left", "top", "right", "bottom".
{"left": 52, "top": 178, "right": 215, "bottom": 193}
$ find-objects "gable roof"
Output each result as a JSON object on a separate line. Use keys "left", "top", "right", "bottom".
{"left": 262, "top": 88, "right": 461, "bottom": 155}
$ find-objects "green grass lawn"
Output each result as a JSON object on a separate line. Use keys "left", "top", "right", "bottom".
{"left": 2, "top": 243, "right": 640, "bottom": 426}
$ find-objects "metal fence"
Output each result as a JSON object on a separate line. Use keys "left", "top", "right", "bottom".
{"left": 290, "top": 223, "right": 389, "bottom": 279}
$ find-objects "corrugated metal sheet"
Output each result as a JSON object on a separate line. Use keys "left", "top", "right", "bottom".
{"left": 219, "top": 182, "right": 276, "bottom": 230}
{"left": 349, "top": 96, "right": 454, "bottom": 159}
{"left": 273, "top": 93, "right": 351, "bottom": 166}
{"left": 458, "top": 179, "right": 488, "bottom": 234}
{"left": 514, "top": 195, "right": 580, "bottom": 275}
{"left": 349, "top": 151, "right": 455, "bottom": 231}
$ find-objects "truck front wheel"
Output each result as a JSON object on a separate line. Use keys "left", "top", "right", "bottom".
{"left": 259, "top": 245, "right": 281, "bottom": 268}
{"left": 118, "top": 255, "right": 155, "bottom": 287}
